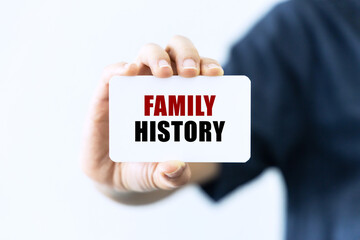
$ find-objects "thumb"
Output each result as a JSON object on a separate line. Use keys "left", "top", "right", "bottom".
{"left": 153, "top": 160, "right": 191, "bottom": 190}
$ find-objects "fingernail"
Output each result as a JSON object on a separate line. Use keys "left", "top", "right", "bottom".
{"left": 164, "top": 161, "right": 185, "bottom": 178}
{"left": 183, "top": 59, "right": 197, "bottom": 69}
{"left": 159, "top": 59, "right": 171, "bottom": 68}
{"left": 123, "top": 63, "right": 130, "bottom": 69}
{"left": 207, "top": 63, "right": 221, "bottom": 69}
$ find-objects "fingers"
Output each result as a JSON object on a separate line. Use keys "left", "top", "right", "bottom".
{"left": 166, "top": 35, "right": 201, "bottom": 78}
{"left": 136, "top": 43, "right": 173, "bottom": 78}
{"left": 200, "top": 57, "right": 224, "bottom": 76}
{"left": 135, "top": 36, "right": 222, "bottom": 79}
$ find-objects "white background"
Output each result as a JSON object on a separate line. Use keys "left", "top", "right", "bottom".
{"left": 0, "top": 0, "right": 285, "bottom": 239}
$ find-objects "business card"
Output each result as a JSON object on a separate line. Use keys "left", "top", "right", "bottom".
{"left": 109, "top": 75, "right": 250, "bottom": 162}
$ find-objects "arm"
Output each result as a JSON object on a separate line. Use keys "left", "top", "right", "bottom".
{"left": 81, "top": 35, "right": 223, "bottom": 205}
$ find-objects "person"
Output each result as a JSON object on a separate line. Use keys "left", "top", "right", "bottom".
{"left": 81, "top": 0, "right": 360, "bottom": 239}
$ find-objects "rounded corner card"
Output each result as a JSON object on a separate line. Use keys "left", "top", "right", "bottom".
{"left": 109, "top": 76, "right": 251, "bottom": 163}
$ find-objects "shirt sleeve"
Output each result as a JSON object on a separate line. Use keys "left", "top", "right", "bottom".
{"left": 200, "top": 1, "right": 311, "bottom": 201}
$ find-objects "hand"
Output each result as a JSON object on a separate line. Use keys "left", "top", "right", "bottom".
{"left": 81, "top": 35, "right": 223, "bottom": 193}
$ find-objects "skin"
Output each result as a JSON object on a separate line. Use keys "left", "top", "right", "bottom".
{"left": 81, "top": 35, "right": 222, "bottom": 205}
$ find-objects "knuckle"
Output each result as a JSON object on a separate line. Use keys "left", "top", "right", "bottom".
{"left": 167, "top": 35, "right": 192, "bottom": 52}
{"left": 141, "top": 42, "right": 159, "bottom": 51}
{"left": 202, "top": 57, "right": 217, "bottom": 63}
{"left": 176, "top": 45, "right": 200, "bottom": 60}
{"left": 138, "top": 43, "right": 166, "bottom": 61}
{"left": 201, "top": 57, "right": 212, "bottom": 62}
{"left": 182, "top": 46, "right": 197, "bottom": 53}
{"left": 170, "top": 34, "right": 188, "bottom": 43}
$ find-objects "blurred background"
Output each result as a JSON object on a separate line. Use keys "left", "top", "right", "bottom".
{"left": 0, "top": 0, "right": 285, "bottom": 239}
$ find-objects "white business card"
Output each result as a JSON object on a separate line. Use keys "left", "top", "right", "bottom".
{"left": 109, "top": 75, "right": 251, "bottom": 162}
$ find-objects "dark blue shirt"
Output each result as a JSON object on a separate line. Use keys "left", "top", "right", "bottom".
{"left": 201, "top": 0, "right": 360, "bottom": 239}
